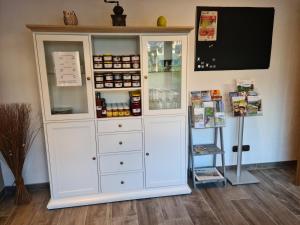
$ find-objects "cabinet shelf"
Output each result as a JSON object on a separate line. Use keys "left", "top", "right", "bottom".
{"left": 95, "top": 87, "right": 141, "bottom": 92}
{"left": 94, "top": 69, "right": 141, "bottom": 73}
{"left": 96, "top": 116, "right": 142, "bottom": 121}
{"left": 192, "top": 144, "right": 224, "bottom": 156}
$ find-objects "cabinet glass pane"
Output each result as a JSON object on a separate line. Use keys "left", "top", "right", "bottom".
{"left": 147, "top": 41, "right": 182, "bottom": 110}
{"left": 44, "top": 41, "right": 88, "bottom": 115}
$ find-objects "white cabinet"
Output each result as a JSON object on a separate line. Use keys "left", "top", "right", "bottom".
{"left": 144, "top": 116, "right": 186, "bottom": 188}
{"left": 46, "top": 121, "right": 98, "bottom": 198}
{"left": 28, "top": 25, "right": 192, "bottom": 209}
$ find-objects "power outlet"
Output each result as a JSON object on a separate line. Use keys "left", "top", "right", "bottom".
{"left": 232, "top": 145, "right": 250, "bottom": 152}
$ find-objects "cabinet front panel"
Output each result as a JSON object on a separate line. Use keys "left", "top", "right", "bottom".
{"left": 36, "top": 35, "right": 94, "bottom": 121}
{"left": 98, "top": 132, "right": 142, "bottom": 154}
{"left": 99, "top": 152, "right": 143, "bottom": 173}
{"left": 144, "top": 116, "right": 186, "bottom": 188}
{"left": 101, "top": 172, "right": 143, "bottom": 193}
{"left": 46, "top": 121, "right": 98, "bottom": 198}
{"left": 97, "top": 118, "right": 142, "bottom": 133}
{"left": 141, "top": 36, "right": 187, "bottom": 115}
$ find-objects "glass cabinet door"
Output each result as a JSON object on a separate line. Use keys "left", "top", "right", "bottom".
{"left": 36, "top": 35, "right": 94, "bottom": 121}
{"left": 142, "top": 36, "right": 187, "bottom": 115}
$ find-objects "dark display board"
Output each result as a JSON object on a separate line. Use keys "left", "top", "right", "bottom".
{"left": 195, "top": 7, "right": 274, "bottom": 71}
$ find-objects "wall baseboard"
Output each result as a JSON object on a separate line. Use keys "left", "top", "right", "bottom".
{"left": 224, "top": 160, "right": 297, "bottom": 171}
{"left": 2, "top": 182, "right": 50, "bottom": 197}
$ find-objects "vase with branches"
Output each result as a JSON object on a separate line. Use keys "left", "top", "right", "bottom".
{"left": 0, "top": 103, "right": 38, "bottom": 204}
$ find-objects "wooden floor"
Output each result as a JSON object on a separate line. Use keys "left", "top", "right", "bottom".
{"left": 1, "top": 166, "right": 300, "bottom": 225}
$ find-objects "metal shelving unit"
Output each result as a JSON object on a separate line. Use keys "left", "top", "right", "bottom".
{"left": 188, "top": 106, "right": 226, "bottom": 188}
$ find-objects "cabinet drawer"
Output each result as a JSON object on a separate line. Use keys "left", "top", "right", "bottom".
{"left": 97, "top": 118, "right": 142, "bottom": 133}
{"left": 98, "top": 132, "right": 142, "bottom": 154}
{"left": 99, "top": 152, "right": 143, "bottom": 173}
{"left": 101, "top": 172, "right": 143, "bottom": 193}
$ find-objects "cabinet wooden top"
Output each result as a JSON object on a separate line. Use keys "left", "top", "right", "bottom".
{"left": 26, "top": 24, "right": 194, "bottom": 33}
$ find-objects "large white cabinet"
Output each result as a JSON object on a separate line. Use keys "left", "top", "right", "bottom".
{"left": 28, "top": 25, "right": 193, "bottom": 209}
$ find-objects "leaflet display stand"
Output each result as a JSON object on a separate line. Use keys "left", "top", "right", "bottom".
{"left": 226, "top": 116, "right": 259, "bottom": 185}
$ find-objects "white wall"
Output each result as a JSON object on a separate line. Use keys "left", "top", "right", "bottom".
{"left": 0, "top": 0, "right": 299, "bottom": 185}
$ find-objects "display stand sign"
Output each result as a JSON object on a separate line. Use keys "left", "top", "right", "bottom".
{"left": 53, "top": 51, "right": 82, "bottom": 87}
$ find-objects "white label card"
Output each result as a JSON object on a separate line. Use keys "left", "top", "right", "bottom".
{"left": 53, "top": 51, "right": 82, "bottom": 87}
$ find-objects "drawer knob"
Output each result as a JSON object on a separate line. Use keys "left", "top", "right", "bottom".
{"left": 119, "top": 141, "right": 123, "bottom": 145}
{"left": 118, "top": 124, "right": 122, "bottom": 128}
{"left": 144, "top": 75, "right": 148, "bottom": 79}
{"left": 92, "top": 157, "right": 96, "bottom": 160}
{"left": 86, "top": 77, "right": 91, "bottom": 81}
{"left": 121, "top": 180, "right": 125, "bottom": 184}
{"left": 120, "top": 161, "right": 124, "bottom": 165}
{"left": 146, "top": 152, "right": 150, "bottom": 156}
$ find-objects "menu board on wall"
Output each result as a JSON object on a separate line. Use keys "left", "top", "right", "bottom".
{"left": 53, "top": 51, "right": 82, "bottom": 87}
{"left": 195, "top": 7, "right": 274, "bottom": 71}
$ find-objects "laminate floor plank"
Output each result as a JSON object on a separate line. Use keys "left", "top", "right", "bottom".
{"left": 242, "top": 184, "right": 300, "bottom": 225}
{"left": 159, "top": 218, "right": 194, "bottom": 225}
{"left": 136, "top": 198, "right": 164, "bottom": 225}
{"left": 201, "top": 187, "right": 250, "bottom": 225}
{"left": 251, "top": 170, "right": 300, "bottom": 215}
{"left": 26, "top": 189, "right": 63, "bottom": 225}
{"left": 181, "top": 190, "right": 221, "bottom": 225}
{"left": 57, "top": 206, "right": 88, "bottom": 225}
{"left": 0, "top": 193, "right": 16, "bottom": 225}
{"left": 85, "top": 203, "right": 111, "bottom": 225}
{"left": 111, "top": 200, "right": 137, "bottom": 219}
{"left": 231, "top": 199, "right": 278, "bottom": 225}
{"left": 261, "top": 168, "right": 300, "bottom": 198}
{"left": 159, "top": 196, "right": 190, "bottom": 221}
{"left": 112, "top": 216, "right": 139, "bottom": 225}
{"left": 5, "top": 190, "right": 49, "bottom": 225}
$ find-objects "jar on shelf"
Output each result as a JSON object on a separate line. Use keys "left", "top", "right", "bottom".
{"left": 94, "top": 73, "right": 104, "bottom": 82}
{"left": 104, "top": 81, "right": 113, "bottom": 88}
{"left": 112, "top": 104, "right": 119, "bottom": 117}
{"left": 131, "top": 102, "right": 141, "bottom": 116}
{"left": 123, "top": 73, "right": 131, "bottom": 80}
{"left": 93, "top": 55, "right": 103, "bottom": 63}
{"left": 93, "top": 63, "right": 103, "bottom": 69}
{"left": 103, "top": 54, "right": 112, "bottom": 62}
{"left": 95, "top": 82, "right": 104, "bottom": 89}
{"left": 103, "top": 62, "right": 113, "bottom": 69}
{"left": 131, "top": 73, "right": 140, "bottom": 81}
{"left": 123, "top": 79, "right": 132, "bottom": 87}
{"left": 124, "top": 104, "right": 130, "bottom": 116}
{"left": 104, "top": 73, "right": 113, "bottom": 81}
{"left": 122, "top": 62, "right": 131, "bottom": 69}
{"left": 132, "top": 62, "right": 140, "bottom": 69}
{"left": 107, "top": 104, "right": 113, "bottom": 117}
{"left": 112, "top": 55, "right": 121, "bottom": 62}
{"left": 132, "top": 80, "right": 141, "bottom": 87}
{"left": 131, "top": 55, "right": 140, "bottom": 61}
{"left": 113, "top": 63, "right": 122, "bottom": 69}
{"left": 121, "top": 55, "right": 131, "bottom": 62}
{"left": 114, "top": 80, "right": 123, "bottom": 88}
{"left": 118, "top": 103, "right": 124, "bottom": 117}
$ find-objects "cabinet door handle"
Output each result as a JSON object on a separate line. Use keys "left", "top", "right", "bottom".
{"left": 146, "top": 153, "right": 149, "bottom": 156}
{"left": 120, "top": 180, "right": 125, "bottom": 184}
{"left": 119, "top": 141, "right": 123, "bottom": 145}
{"left": 86, "top": 77, "right": 91, "bottom": 81}
{"left": 92, "top": 157, "right": 96, "bottom": 160}
{"left": 120, "top": 161, "right": 124, "bottom": 165}
{"left": 144, "top": 75, "right": 148, "bottom": 79}
{"left": 118, "top": 124, "right": 122, "bottom": 128}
